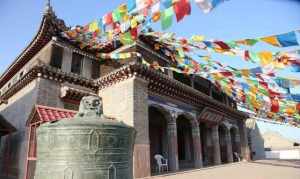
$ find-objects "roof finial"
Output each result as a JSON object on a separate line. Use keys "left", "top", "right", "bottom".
{"left": 44, "top": 0, "right": 54, "bottom": 15}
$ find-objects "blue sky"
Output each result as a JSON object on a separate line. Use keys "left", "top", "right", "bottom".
{"left": 0, "top": 0, "right": 300, "bottom": 91}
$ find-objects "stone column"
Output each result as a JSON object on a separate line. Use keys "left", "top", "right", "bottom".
{"left": 201, "top": 125, "right": 208, "bottom": 166}
{"left": 238, "top": 120, "right": 250, "bottom": 161}
{"left": 99, "top": 77, "right": 151, "bottom": 178}
{"left": 167, "top": 111, "right": 179, "bottom": 171}
{"left": 235, "top": 132, "right": 241, "bottom": 154}
{"left": 211, "top": 125, "right": 221, "bottom": 165}
{"left": 191, "top": 120, "right": 203, "bottom": 168}
{"left": 225, "top": 128, "right": 234, "bottom": 163}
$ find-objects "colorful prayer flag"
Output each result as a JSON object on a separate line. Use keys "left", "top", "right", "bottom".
{"left": 258, "top": 51, "right": 273, "bottom": 66}
{"left": 88, "top": 20, "right": 99, "bottom": 32}
{"left": 161, "top": 7, "right": 174, "bottom": 30}
{"left": 173, "top": 0, "right": 191, "bottom": 22}
{"left": 260, "top": 36, "right": 280, "bottom": 47}
{"left": 163, "top": 0, "right": 173, "bottom": 8}
{"left": 151, "top": 2, "right": 161, "bottom": 22}
{"left": 195, "top": 0, "right": 212, "bottom": 13}
{"left": 120, "top": 32, "right": 134, "bottom": 45}
{"left": 271, "top": 98, "right": 280, "bottom": 113}
{"left": 211, "top": 0, "right": 225, "bottom": 8}
{"left": 127, "top": 0, "right": 136, "bottom": 12}
{"left": 277, "top": 31, "right": 299, "bottom": 47}
{"left": 103, "top": 12, "right": 113, "bottom": 25}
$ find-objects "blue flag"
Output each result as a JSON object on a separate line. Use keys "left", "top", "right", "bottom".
{"left": 277, "top": 31, "right": 299, "bottom": 47}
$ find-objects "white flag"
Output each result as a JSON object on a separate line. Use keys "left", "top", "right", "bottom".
{"left": 195, "top": 0, "right": 213, "bottom": 13}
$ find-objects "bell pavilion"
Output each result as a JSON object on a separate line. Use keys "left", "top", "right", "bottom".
{"left": 0, "top": 3, "right": 250, "bottom": 179}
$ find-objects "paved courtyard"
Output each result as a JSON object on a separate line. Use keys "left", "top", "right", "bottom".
{"left": 145, "top": 160, "right": 300, "bottom": 179}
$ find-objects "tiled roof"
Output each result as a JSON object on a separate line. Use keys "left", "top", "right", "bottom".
{"left": 31, "top": 105, "right": 76, "bottom": 124}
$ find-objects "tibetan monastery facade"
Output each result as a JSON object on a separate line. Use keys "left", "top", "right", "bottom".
{"left": 0, "top": 5, "right": 250, "bottom": 179}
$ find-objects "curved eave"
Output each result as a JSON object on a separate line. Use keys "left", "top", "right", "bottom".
{"left": 0, "top": 64, "right": 97, "bottom": 103}
{"left": 0, "top": 13, "right": 68, "bottom": 88}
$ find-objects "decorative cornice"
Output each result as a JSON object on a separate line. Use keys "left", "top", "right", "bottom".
{"left": 60, "top": 85, "right": 96, "bottom": 101}
{"left": 0, "top": 61, "right": 248, "bottom": 120}
{"left": 95, "top": 62, "right": 248, "bottom": 120}
{"left": 0, "top": 65, "right": 96, "bottom": 103}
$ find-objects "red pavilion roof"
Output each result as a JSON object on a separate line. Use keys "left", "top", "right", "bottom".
{"left": 27, "top": 105, "right": 76, "bottom": 126}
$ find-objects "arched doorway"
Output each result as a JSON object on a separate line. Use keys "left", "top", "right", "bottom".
{"left": 218, "top": 125, "right": 228, "bottom": 164}
{"left": 149, "top": 106, "right": 168, "bottom": 174}
{"left": 230, "top": 127, "right": 240, "bottom": 162}
{"left": 177, "top": 115, "right": 194, "bottom": 169}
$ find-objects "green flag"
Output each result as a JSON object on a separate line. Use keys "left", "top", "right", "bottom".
{"left": 120, "top": 32, "right": 133, "bottom": 45}
{"left": 161, "top": 7, "right": 174, "bottom": 30}
{"left": 112, "top": 9, "right": 121, "bottom": 22}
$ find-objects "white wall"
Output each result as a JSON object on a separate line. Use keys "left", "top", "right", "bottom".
{"left": 265, "top": 149, "right": 300, "bottom": 160}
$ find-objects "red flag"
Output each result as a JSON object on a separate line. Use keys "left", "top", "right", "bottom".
{"left": 173, "top": 0, "right": 191, "bottom": 22}
{"left": 219, "top": 71, "right": 233, "bottom": 77}
{"left": 271, "top": 98, "right": 279, "bottom": 113}
{"left": 214, "top": 41, "right": 231, "bottom": 50}
{"left": 259, "top": 81, "right": 269, "bottom": 89}
{"left": 103, "top": 12, "right": 113, "bottom": 25}
{"left": 241, "top": 91, "right": 246, "bottom": 103}
{"left": 130, "top": 28, "right": 138, "bottom": 40}
{"left": 297, "top": 103, "right": 300, "bottom": 114}
{"left": 244, "top": 50, "right": 250, "bottom": 61}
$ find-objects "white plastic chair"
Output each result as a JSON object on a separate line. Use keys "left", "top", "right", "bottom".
{"left": 154, "top": 154, "right": 168, "bottom": 173}
{"left": 234, "top": 152, "right": 241, "bottom": 162}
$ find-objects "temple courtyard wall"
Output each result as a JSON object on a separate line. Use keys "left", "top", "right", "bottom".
{"left": 0, "top": 78, "right": 64, "bottom": 179}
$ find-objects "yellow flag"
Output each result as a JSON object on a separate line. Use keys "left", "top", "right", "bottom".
{"left": 89, "top": 20, "right": 99, "bottom": 32}
{"left": 131, "top": 18, "right": 138, "bottom": 28}
{"left": 191, "top": 35, "right": 205, "bottom": 42}
{"left": 118, "top": 3, "right": 128, "bottom": 13}
{"left": 260, "top": 36, "right": 280, "bottom": 47}
{"left": 212, "top": 73, "right": 224, "bottom": 81}
{"left": 241, "top": 69, "right": 250, "bottom": 78}
{"left": 123, "top": 14, "right": 130, "bottom": 22}
{"left": 258, "top": 51, "right": 273, "bottom": 66}
{"left": 249, "top": 85, "right": 258, "bottom": 94}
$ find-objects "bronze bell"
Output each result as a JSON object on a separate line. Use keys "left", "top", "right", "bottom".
{"left": 34, "top": 96, "right": 136, "bottom": 179}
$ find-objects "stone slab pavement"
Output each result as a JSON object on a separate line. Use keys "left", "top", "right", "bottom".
{"left": 144, "top": 160, "right": 300, "bottom": 179}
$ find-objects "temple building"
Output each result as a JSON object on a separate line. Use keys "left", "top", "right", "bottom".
{"left": 0, "top": 3, "right": 250, "bottom": 179}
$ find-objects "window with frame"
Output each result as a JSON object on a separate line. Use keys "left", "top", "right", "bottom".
{"left": 173, "top": 71, "right": 191, "bottom": 86}
{"left": 194, "top": 81, "right": 209, "bottom": 95}
{"left": 71, "top": 53, "right": 83, "bottom": 75}
{"left": 50, "top": 45, "right": 63, "bottom": 69}
{"left": 212, "top": 90, "right": 224, "bottom": 103}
